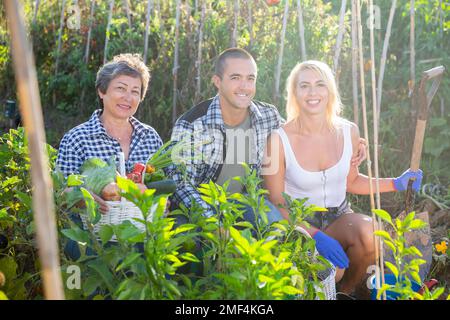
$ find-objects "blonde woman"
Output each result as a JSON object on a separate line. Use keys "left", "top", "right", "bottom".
{"left": 262, "top": 60, "right": 423, "bottom": 296}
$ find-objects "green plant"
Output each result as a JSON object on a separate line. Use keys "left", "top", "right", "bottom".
{"left": 0, "top": 128, "right": 58, "bottom": 299}
{"left": 60, "top": 175, "right": 198, "bottom": 299}
{"left": 374, "top": 209, "right": 446, "bottom": 300}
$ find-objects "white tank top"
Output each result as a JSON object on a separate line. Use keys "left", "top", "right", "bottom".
{"left": 276, "top": 120, "right": 353, "bottom": 208}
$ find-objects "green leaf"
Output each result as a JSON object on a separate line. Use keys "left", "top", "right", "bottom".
{"left": 376, "top": 284, "right": 392, "bottom": 300}
{"left": 373, "top": 209, "right": 392, "bottom": 225}
{"left": 410, "top": 272, "right": 422, "bottom": 285}
{"left": 374, "top": 230, "right": 393, "bottom": 242}
{"left": 67, "top": 174, "right": 84, "bottom": 187}
{"left": 258, "top": 274, "right": 276, "bottom": 283}
{"left": 61, "top": 227, "right": 90, "bottom": 244}
{"left": 116, "top": 253, "right": 142, "bottom": 272}
{"left": 98, "top": 225, "right": 113, "bottom": 244}
{"left": 383, "top": 240, "right": 397, "bottom": 254}
{"left": 406, "top": 246, "right": 423, "bottom": 257}
{"left": 229, "top": 227, "right": 251, "bottom": 254}
{"left": 180, "top": 252, "right": 200, "bottom": 263}
{"left": 408, "top": 219, "right": 427, "bottom": 230}
{"left": 401, "top": 211, "right": 416, "bottom": 229}
{"left": 431, "top": 287, "right": 445, "bottom": 300}
{"left": 173, "top": 224, "right": 197, "bottom": 235}
{"left": 385, "top": 261, "right": 399, "bottom": 279}
{"left": 281, "top": 285, "right": 302, "bottom": 295}
{"left": 233, "top": 221, "right": 254, "bottom": 229}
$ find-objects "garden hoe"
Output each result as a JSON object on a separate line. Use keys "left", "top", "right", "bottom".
{"left": 384, "top": 65, "right": 445, "bottom": 282}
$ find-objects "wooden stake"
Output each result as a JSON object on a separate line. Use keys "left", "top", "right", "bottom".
{"left": 274, "top": 0, "right": 289, "bottom": 105}
{"left": 333, "top": 0, "right": 347, "bottom": 75}
{"left": 84, "top": 0, "right": 96, "bottom": 64}
{"left": 376, "top": 0, "right": 397, "bottom": 120}
{"left": 4, "top": 0, "right": 64, "bottom": 300}
{"left": 246, "top": 0, "right": 254, "bottom": 49}
{"left": 54, "top": 0, "right": 66, "bottom": 78}
{"left": 409, "top": 0, "right": 415, "bottom": 96}
{"left": 143, "top": 0, "right": 153, "bottom": 65}
{"left": 296, "top": 0, "right": 307, "bottom": 61}
{"left": 103, "top": 0, "right": 115, "bottom": 65}
{"left": 351, "top": 0, "right": 359, "bottom": 126}
{"left": 122, "top": 0, "right": 132, "bottom": 28}
{"left": 172, "top": 0, "right": 181, "bottom": 124}
{"left": 32, "top": 0, "right": 40, "bottom": 25}
{"left": 231, "top": 0, "right": 239, "bottom": 47}
{"left": 356, "top": 0, "right": 382, "bottom": 297}
{"left": 195, "top": 0, "right": 206, "bottom": 102}
{"left": 368, "top": 0, "right": 386, "bottom": 300}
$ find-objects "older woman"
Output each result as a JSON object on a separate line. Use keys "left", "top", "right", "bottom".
{"left": 262, "top": 60, "right": 423, "bottom": 296}
{"left": 57, "top": 53, "right": 162, "bottom": 213}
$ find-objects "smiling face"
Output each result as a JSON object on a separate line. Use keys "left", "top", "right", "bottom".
{"left": 98, "top": 75, "right": 142, "bottom": 120}
{"left": 213, "top": 57, "right": 257, "bottom": 112}
{"left": 295, "top": 69, "right": 329, "bottom": 117}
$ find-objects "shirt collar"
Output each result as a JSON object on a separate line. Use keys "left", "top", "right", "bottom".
{"left": 205, "top": 95, "right": 263, "bottom": 126}
{"left": 86, "top": 109, "right": 150, "bottom": 137}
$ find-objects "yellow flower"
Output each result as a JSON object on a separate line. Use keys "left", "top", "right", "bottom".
{"left": 435, "top": 241, "right": 448, "bottom": 254}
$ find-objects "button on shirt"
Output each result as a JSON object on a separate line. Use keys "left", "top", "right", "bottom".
{"left": 56, "top": 109, "right": 163, "bottom": 177}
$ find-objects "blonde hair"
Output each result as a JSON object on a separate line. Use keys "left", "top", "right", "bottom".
{"left": 285, "top": 60, "right": 343, "bottom": 129}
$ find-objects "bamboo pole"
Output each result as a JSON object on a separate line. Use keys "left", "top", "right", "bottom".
{"left": 231, "top": 0, "right": 239, "bottom": 47}
{"left": 195, "top": 0, "right": 206, "bottom": 101}
{"left": 274, "top": 0, "right": 289, "bottom": 105}
{"left": 32, "top": 0, "right": 40, "bottom": 25}
{"left": 53, "top": 0, "right": 66, "bottom": 106}
{"left": 368, "top": 0, "right": 386, "bottom": 300}
{"left": 376, "top": 0, "right": 396, "bottom": 121}
{"left": 296, "top": 0, "right": 307, "bottom": 61}
{"left": 351, "top": 0, "right": 359, "bottom": 126}
{"left": 103, "top": 0, "right": 115, "bottom": 65}
{"left": 247, "top": 0, "right": 253, "bottom": 49}
{"left": 122, "top": 0, "right": 132, "bottom": 28}
{"left": 409, "top": 0, "right": 415, "bottom": 96}
{"left": 84, "top": 0, "right": 96, "bottom": 64}
{"left": 143, "top": 0, "right": 153, "bottom": 64}
{"left": 4, "top": 0, "right": 64, "bottom": 300}
{"left": 172, "top": 0, "right": 181, "bottom": 124}
{"left": 356, "top": 0, "right": 382, "bottom": 296}
{"left": 54, "top": 0, "right": 66, "bottom": 78}
{"left": 332, "top": 0, "right": 347, "bottom": 75}
{"left": 156, "top": 0, "right": 166, "bottom": 63}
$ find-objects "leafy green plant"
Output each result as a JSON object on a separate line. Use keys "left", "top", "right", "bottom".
{"left": 374, "top": 209, "right": 446, "bottom": 300}
{"left": 60, "top": 175, "right": 198, "bottom": 300}
{"left": 0, "top": 128, "right": 58, "bottom": 299}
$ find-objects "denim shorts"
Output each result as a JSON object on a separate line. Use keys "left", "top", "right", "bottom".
{"left": 304, "top": 199, "right": 353, "bottom": 231}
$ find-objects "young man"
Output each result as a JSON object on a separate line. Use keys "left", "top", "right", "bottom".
{"left": 168, "top": 48, "right": 284, "bottom": 223}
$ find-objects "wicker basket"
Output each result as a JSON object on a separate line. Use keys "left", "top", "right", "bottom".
{"left": 81, "top": 199, "right": 153, "bottom": 236}
{"left": 294, "top": 226, "right": 337, "bottom": 300}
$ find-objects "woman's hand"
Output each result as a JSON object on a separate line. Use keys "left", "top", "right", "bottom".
{"left": 350, "top": 138, "right": 367, "bottom": 167}
{"left": 64, "top": 187, "right": 109, "bottom": 214}
{"left": 91, "top": 192, "right": 109, "bottom": 214}
{"left": 392, "top": 169, "right": 423, "bottom": 192}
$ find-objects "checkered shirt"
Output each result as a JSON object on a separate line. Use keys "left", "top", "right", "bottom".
{"left": 167, "top": 95, "right": 284, "bottom": 217}
{"left": 56, "top": 109, "right": 163, "bottom": 177}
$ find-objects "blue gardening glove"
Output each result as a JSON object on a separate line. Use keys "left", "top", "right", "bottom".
{"left": 393, "top": 169, "right": 423, "bottom": 192}
{"left": 313, "top": 231, "right": 349, "bottom": 269}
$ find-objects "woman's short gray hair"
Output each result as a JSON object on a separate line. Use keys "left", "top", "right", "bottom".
{"left": 95, "top": 53, "right": 150, "bottom": 100}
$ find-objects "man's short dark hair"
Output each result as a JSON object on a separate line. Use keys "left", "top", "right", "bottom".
{"left": 214, "top": 48, "right": 256, "bottom": 78}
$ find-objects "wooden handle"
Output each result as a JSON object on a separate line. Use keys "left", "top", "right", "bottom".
{"left": 410, "top": 119, "right": 427, "bottom": 171}
{"left": 423, "top": 65, "right": 445, "bottom": 80}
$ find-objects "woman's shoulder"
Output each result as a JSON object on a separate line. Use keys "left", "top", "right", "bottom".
{"left": 336, "top": 118, "right": 359, "bottom": 135}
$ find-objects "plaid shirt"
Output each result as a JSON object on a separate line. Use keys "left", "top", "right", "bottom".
{"left": 167, "top": 95, "right": 284, "bottom": 217}
{"left": 56, "top": 109, "right": 163, "bottom": 177}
